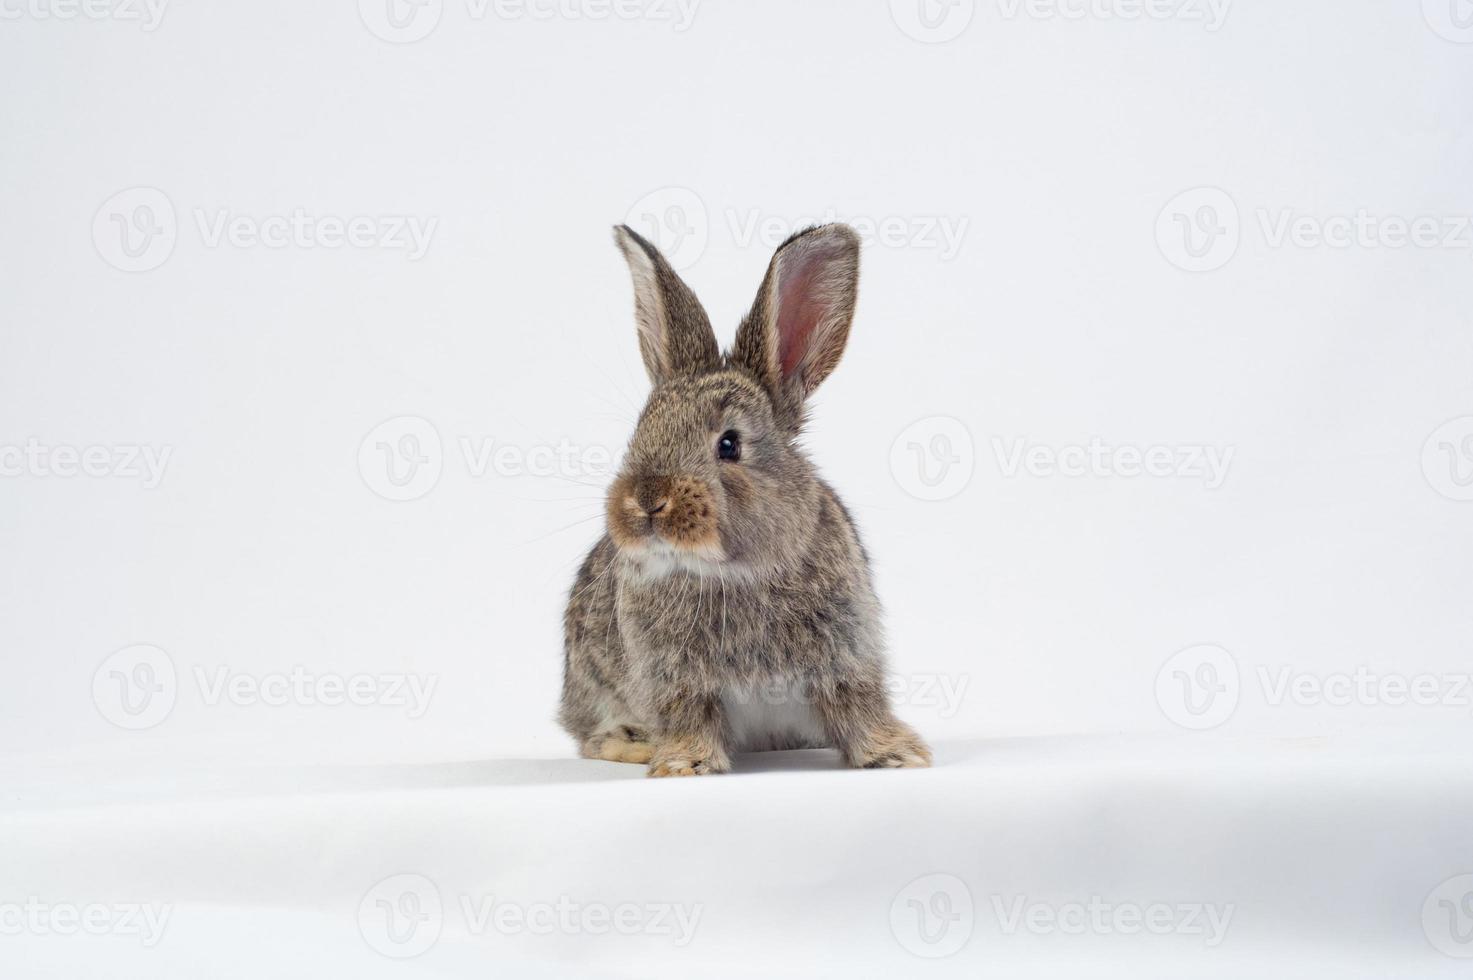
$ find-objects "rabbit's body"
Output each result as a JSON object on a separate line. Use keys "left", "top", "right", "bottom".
{"left": 559, "top": 224, "right": 931, "bottom": 776}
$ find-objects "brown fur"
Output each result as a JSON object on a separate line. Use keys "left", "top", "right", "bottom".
{"left": 559, "top": 223, "right": 931, "bottom": 776}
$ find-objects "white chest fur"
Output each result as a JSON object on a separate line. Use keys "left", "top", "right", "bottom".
{"left": 721, "top": 677, "right": 829, "bottom": 753}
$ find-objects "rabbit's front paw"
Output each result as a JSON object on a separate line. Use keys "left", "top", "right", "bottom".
{"left": 647, "top": 736, "right": 729, "bottom": 778}
{"left": 853, "top": 723, "right": 933, "bottom": 769}
{"left": 581, "top": 730, "right": 654, "bottom": 764}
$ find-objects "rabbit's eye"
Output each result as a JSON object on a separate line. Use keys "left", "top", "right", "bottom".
{"left": 717, "top": 430, "right": 741, "bottom": 462}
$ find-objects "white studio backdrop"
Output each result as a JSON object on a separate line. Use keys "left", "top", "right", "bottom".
{"left": 2, "top": 0, "right": 1472, "bottom": 770}
{"left": 6, "top": 4, "right": 1473, "bottom": 979}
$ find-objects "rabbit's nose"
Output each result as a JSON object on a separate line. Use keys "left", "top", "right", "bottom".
{"left": 622, "top": 492, "right": 669, "bottom": 519}
{"left": 632, "top": 480, "right": 672, "bottom": 517}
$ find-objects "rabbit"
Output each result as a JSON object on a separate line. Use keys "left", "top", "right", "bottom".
{"left": 559, "top": 221, "right": 932, "bottom": 777}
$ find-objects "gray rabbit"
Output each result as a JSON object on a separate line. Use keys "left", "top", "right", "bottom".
{"left": 560, "top": 222, "right": 931, "bottom": 776}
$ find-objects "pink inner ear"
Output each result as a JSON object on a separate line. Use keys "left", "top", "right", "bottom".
{"left": 775, "top": 244, "right": 839, "bottom": 380}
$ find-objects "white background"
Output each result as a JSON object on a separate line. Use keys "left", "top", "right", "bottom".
{"left": 3, "top": 1, "right": 1473, "bottom": 976}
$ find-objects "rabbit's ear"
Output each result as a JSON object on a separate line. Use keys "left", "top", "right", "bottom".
{"left": 612, "top": 225, "right": 720, "bottom": 384}
{"left": 731, "top": 224, "right": 861, "bottom": 421}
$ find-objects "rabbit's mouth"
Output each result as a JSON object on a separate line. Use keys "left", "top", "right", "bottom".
{"left": 624, "top": 536, "right": 733, "bottom": 574}
{"left": 617, "top": 536, "right": 751, "bottom": 584}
